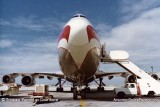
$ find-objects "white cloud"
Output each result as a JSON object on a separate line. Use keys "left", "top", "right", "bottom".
{"left": 107, "top": 7, "right": 160, "bottom": 50}
{"left": 0, "top": 38, "right": 61, "bottom": 73}
{"left": 0, "top": 54, "right": 60, "bottom": 72}
{"left": 0, "top": 39, "right": 13, "bottom": 48}
{"left": 98, "top": 7, "right": 160, "bottom": 71}
{"left": 95, "top": 23, "right": 112, "bottom": 39}
{"left": 0, "top": 19, "right": 11, "bottom": 26}
{"left": 0, "top": 16, "right": 64, "bottom": 74}
{"left": 0, "top": 16, "right": 64, "bottom": 32}
{"left": 120, "top": 0, "right": 160, "bottom": 21}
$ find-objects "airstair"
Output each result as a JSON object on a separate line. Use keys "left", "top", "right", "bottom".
{"left": 101, "top": 43, "right": 160, "bottom": 96}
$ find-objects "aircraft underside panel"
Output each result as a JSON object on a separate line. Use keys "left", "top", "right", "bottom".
{"left": 58, "top": 48, "right": 100, "bottom": 85}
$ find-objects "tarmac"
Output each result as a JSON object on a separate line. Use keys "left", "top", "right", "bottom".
{"left": 1, "top": 86, "right": 160, "bottom": 107}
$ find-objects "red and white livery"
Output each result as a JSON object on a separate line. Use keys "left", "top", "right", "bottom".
{"left": 58, "top": 14, "right": 101, "bottom": 85}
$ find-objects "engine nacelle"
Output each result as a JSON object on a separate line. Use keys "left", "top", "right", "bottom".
{"left": 126, "top": 75, "right": 136, "bottom": 83}
{"left": 151, "top": 74, "right": 159, "bottom": 80}
{"left": 47, "top": 76, "right": 53, "bottom": 80}
{"left": 21, "top": 76, "right": 35, "bottom": 86}
{"left": 2, "top": 75, "right": 15, "bottom": 83}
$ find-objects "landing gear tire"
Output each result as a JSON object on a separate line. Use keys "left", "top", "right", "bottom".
{"left": 56, "top": 87, "right": 63, "bottom": 92}
{"left": 81, "top": 90, "right": 86, "bottom": 99}
{"left": 73, "top": 88, "right": 78, "bottom": 100}
{"left": 85, "top": 87, "right": 90, "bottom": 92}
{"left": 97, "top": 87, "right": 104, "bottom": 92}
{"left": 71, "top": 87, "right": 75, "bottom": 92}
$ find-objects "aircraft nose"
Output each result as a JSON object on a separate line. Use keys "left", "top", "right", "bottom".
{"left": 67, "top": 18, "right": 91, "bottom": 46}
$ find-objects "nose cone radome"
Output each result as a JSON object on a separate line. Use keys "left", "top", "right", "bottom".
{"left": 67, "top": 17, "right": 92, "bottom": 46}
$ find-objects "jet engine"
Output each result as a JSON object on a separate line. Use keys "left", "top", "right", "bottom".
{"left": 2, "top": 75, "right": 15, "bottom": 83}
{"left": 126, "top": 75, "right": 136, "bottom": 83}
{"left": 21, "top": 76, "right": 35, "bottom": 86}
{"left": 151, "top": 74, "right": 159, "bottom": 80}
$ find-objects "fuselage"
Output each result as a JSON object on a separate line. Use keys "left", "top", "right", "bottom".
{"left": 57, "top": 14, "right": 101, "bottom": 85}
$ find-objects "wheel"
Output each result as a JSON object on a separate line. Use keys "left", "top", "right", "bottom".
{"left": 101, "top": 87, "right": 104, "bottom": 91}
{"left": 56, "top": 87, "right": 59, "bottom": 92}
{"left": 148, "top": 91, "right": 155, "bottom": 97}
{"left": 117, "top": 92, "right": 125, "bottom": 98}
{"left": 56, "top": 87, "right": 63, "bottom": 92}
{"left": 71, "top": 87, "right": 74, "bottom": 92}
{"left": 0, "top": 91, "right": 4, "bottom": 96}
{"left": 85, "top": 87, "right": 90, "bottom": 92}
{"left": 97, "top": 87, "right": 104, "bottom": 92}
{"left": 73, "top": 88, "right": 77, "bottom": 100}
{"left": 97, "top": 87, "right": 100, "bottom": 91}
{"left": 81, "top": 89, "right": 86, "bottom": 99}
{"left": 59, "top": 88, "right": 63, "bottom": 92}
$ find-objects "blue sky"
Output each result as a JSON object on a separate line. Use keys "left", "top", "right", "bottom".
{"left": 1, "top": 0, "right": 160, "bottom": 84}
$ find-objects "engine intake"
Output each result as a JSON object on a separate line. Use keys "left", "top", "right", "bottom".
{"left": 2, "top": 75, "right": 15, "bottom": 83}
{"left": 21, "top": 76, "right": 35, "bottom": 86}
{"left": 127, "top": 75, "right": 136, "bottom": 83}
{"left": 151, "top": 74, "right": 159, "bottom": 80}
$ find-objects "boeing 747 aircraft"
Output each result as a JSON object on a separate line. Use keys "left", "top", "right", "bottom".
{"left": 1, "top": 14, "right": 130, "bottom": 99}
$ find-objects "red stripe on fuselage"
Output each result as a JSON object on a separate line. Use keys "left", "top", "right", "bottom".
{"left": 87, "top": 25, "right": 99, "bottom": 42}
{"left": 58, "top": 25, "right": 70, "bottom": 42}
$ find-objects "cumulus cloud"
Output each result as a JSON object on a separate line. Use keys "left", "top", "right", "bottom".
{"left": 98, "top": 7, "right": 160, "bottom": 71}
{"left": 120, "top": 0, "right": 160, "bottom": 21}
{"left": 0, "top": 54, "right": 59, "bottom": 72}
{"left": 0, "top": 15, "right": 65, "bottom": 74}
{"left": 0, "top": 38, "right": 60, "bottom": 73}
{"left": 108, "top": 7, "right": 160, "bottom": 51}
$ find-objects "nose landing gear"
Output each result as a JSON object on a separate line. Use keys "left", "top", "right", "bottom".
{"left": 73, "top": 87, "right": 87, "bottom": 100}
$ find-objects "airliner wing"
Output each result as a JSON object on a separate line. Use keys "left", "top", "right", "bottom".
{"left": 2, "top": 72, "right": 64, "bottom": 78}
{"left": 2, "top": 71, "right": 129, "bottom": 86}
{"left": 95, "top": 71, "right": 129, "bottom": 79}
{"left": 33, "top": 73, "right": 65, "bottom": 78}
{"left": 1, "top": 72, "right": 65, "bottom": 86}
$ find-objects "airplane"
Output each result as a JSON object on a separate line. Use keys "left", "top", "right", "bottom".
{"left": 1, "top": 14, "right": 133, "bottom": 99}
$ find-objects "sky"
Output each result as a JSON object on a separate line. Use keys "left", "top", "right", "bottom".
{"left": 1, "top": 0, "right": 160, "bottom": 84}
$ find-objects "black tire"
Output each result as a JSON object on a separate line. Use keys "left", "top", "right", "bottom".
{"left": 71, "top": 87, "right": 74, "bottom": 92}
{"left": 0, "top": 91, "right": 4, "bottom": 96}
{"left": 117, "top": 92, "right": 125, "bottom": 98}
{"left": 97, "top": 87, "right": 104, "bottom": 92}
{"left": 81, "top": 90, "right": 86, "bottom": 99}
{"left": 56, "top": 87, "right": 59, "bottom": 92}
{"left": 101, "top": 87, "right": 104, "bottom": 91}
{"left": 148, "top": 91, "right": 155, "bottom": 97}
{"left": 73, "top": 89, "right": 77, "bottom": 100}
{"left": 56, "top": 87, "right": 63, "bottom": 92}
{"left": 85, "top": 87, "right": 90, "bottom": 92}
{"left": 60, "top": 88, "right": 63, "bottom": 92}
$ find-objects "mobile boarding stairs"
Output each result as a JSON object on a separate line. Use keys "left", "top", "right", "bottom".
{"left": 101, "top": 44, "right": 160, "bottom": 96}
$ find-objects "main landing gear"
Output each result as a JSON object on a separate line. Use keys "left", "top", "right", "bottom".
{"left": 95, "top": 78, "right": 105, "bottom": 91}
{"left": 73, "top": 88, "right": 78, "bottom": 100}
{"left": 56, "top": 78, "right": 66, "bottom": 92}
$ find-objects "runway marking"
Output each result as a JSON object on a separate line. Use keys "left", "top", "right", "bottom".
{"left": 80, "top": 98, "right": 85, "bottom": 107}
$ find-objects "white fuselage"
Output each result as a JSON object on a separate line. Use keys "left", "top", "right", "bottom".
{"left": 57, "top": 15, "right": 101, "bottom": 85}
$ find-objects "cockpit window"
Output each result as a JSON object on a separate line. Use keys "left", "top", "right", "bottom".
{"left": 73, "top": 15, "right": 78, "bottom": 18}
{"left": 80, "top": 15, "right": 85, "bottom": 18}
{"left": 73, "top": 14, "right": 86, "bottom": 18}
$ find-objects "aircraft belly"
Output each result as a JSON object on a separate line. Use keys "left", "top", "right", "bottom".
{"left": 58, "top": 48, "right": 100, "bottom": 83}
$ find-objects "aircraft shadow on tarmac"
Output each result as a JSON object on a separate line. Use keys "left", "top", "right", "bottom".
{"left": 54, "top": 91, "right": 160, "bottom": 101}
